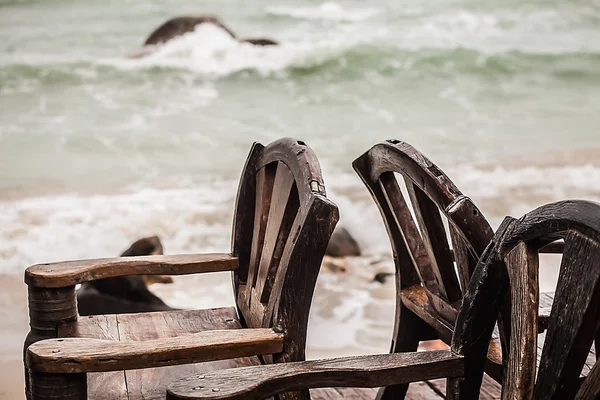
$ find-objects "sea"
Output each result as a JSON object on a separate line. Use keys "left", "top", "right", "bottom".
{"left": 1, "top": 0, "right": 599, "bottom": 368}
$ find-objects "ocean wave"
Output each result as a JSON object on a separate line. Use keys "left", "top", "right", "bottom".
{"left": 266, "top": 2, "right": 382, "bottom": 22}
{"left": 2, "top": 160, "right": 600, "bottom": 275}
{"left": 2, "top": 44, "right": 600, "bottom": 93}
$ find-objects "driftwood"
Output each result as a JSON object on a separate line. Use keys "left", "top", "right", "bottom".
{"left": 23, "top": 138, "right": 338, "bottom": 400}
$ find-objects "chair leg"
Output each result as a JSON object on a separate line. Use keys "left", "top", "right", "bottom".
{"left": 29, "top": 371, "right": 87, "bottom": 400}
{"left": 376, "top": 305, "right": 435, "bottom": 400}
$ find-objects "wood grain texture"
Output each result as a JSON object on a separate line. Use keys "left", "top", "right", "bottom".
{"left": 404, "top": 177, "right": 461, "bottom": 303}
{"left": 26, "top": 253, "right": 238, "bottom": 288}
{"left": 533, "top": 231, "right": 600, "bottom": 400}
{"left": 119, "top": 308, "right": 262, "bottom": 400}
{"left": 59, "top": 314, "right": 128, "bottom": 399}
{"left": 502, "top": 242, "right": 539, "bottom": 400}
{"left": 166, "top": 351, "right": 464, "bottom": 400}
{"left": 28, "top": 328, "right": 283, "bottom": 373}
{"left": 55, "top": 308, "right": 265, "bottom": 399}
{"left": 575, "top": 356, "right": 600, "bottom": 399}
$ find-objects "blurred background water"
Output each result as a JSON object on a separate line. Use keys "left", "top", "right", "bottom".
{"left": 1, "top": 0, "right": 599, "bottom": 397}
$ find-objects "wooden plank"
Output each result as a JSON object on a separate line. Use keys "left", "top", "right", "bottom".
{"left": 503, "top": 242, "right": 539, "bottom": 400}
{"left": 311, "top": 387, "right": 379, "bottom": 399}
{"left": 405, "top": 178, "right": 461, "bottom": 303}
{"left": 534, "top": 232, "right": 600, "bottom": 399}
{"left": 118, "top": 308, "right": 262, "bottom": 400}
{"left": 246, "top": 165, "right": 274, "bottom": 294}
{"left": 575, "top": 357, "right": 600, "bottom": 399}
{"left": 311, "top": 384, "right": 447, "bottom": 399}
{"left": 166, "top": 351, "right": 464, "bottom": 400}
{"left": 26, "top": 253, "right": 238, "bottom": 288}
{"left": 378, "top": 174, "right": 437, "bottom": 295}
{"left": 449, "top": 225, "right": 477, "bottom": 295}
{"left": 59, "top": 315, "right": 127, "bottom": 399}
{"left": 430, "top": 375, "right": 501, "bottom": 399}
{"left": 28, "top": 328, "right": 283, "bottom": 373}
{"left": 254, "top": 162, "right": 296, "bottom": 301}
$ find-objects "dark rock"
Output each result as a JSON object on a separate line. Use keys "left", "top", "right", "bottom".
{"left": 129, "top": 16, "right": 279, "bottom": 59}
{"left": 239, "top": 37, "right": 279, "bottom": 46}
{"left": 143, "top": 15, "right": 236, "bottom": 46}
{"left": 373, "top": 272, "right": 394, "bottom": 284}
{"left": 77, "top": 236, "right": 176, "bottom": 316}
{"left": 325, "top": 227, "right": 361, "bottom": 257}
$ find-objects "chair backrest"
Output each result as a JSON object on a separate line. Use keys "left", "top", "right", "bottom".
{"left": 352, "top": 140, "right": 493, "bottom": 332}
{"left": 449, "top": 200, "right": 600, "bottom": 400}
{"left": 231, "top": 138, "right": 339, "bottom": 363}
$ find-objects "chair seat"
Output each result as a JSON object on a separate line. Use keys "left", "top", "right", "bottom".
{"left": 58, "top": 307, "right": 261, "bottom": 400}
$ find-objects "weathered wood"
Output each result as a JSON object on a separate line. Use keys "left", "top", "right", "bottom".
{"left": 533, "top": 231, "right": 600, "bottom": 399}
{"left": 166, "top": 351, "right": 464, "bottom": 400}
{"left": 448, "top": 227, "right": 474, "bottom": 295}
{"left": 26, "top": 253, "right": 238, "bottom": 288}
{"left": 378, "top": 173, "right": 439, "bottom": 297}
{"left": 24, "top": 285, "right": 81, "bottom": 400}
{"left": 246, "top": 164, "right": 275, "bottom": 295}
{"left": 404, "top": 177, "right": 461, "bottom": 303}
{"left": 254, "top": 162, "right": 297, "bottom": 303}
{"left": 118, "top": 307, "right": 261, "bottom": 400}
{"left": 59, "top": 314, "right": 128, "bottom": 399}
{"left": 231, "top": 142, "right": 265, "bottom": 290}
{"left": 575, "top": 357, "right": 600, "bottom": 399}
{"left": 28, "top": 328, "right": 283, "bottom": 373}
{"left": 353, "top": 140, "right": 495, "bottom": 399}
{"left": 502, "top": 242, "right": 539, "bottom": 400}
{"left": 447, "top": 217, "right": 515, "bottom": 400}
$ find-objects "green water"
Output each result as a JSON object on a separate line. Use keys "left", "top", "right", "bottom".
{"left": 0, "top": 0, "right": 599, "bottom": 272}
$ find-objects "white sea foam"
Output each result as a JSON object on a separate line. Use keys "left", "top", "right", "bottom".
{"left": 2, "top": 162, "right": 599, "bottom": 276}
{"left": 266, "top": 2, "right": 382, "bottom": 22}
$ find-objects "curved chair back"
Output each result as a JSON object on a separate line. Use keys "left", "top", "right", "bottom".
{"left": 352, "top": 140, "right": 494, "bottom": 397}
{"left": 232, "top": 138, "right": 339, "bottom": 364}
{"left": 450, "top": 200, "right": 600, "bottom": 399}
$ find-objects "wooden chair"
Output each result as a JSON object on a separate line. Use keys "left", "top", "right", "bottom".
{"left": 350, "top": 140, "right": 566, "bottom": 397}
{"left": 164, "top": 200, "right": 600, "bottom": 400}
{"left": 449, "top": 199, "right": 600, "bottom": 399}
{"left": 23, "top": 138, "right": 339, "bottom": 400}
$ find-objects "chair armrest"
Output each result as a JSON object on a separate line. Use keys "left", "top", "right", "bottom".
{"left": 166, "top": 350, "right": 464, "bottom": 400}
{"left": 26, "top": 328, "right": 282, "bottom": 373}
{"left": 25, "top": 253, "right": 238, "bottom": 288}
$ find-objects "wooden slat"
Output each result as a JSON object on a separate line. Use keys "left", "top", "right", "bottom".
{"left": 246, "top": 165, "right": 274, "bottom": 293}
{"left": 311, "top": 387, "right": 379, "bottom": 399}
{"left": 28, "top": 328, "right": 283, "bottom": 373}
{"left": 534, "top": 232, "right": 600, "bottom": 399}
{"left": 405, "top": 178, "right": 461, "bottom": 303}
{"left": 26, "top": 253, "right": 238, "bottom": 288}
{"left": 59, "top": 315, "right": 127, "bottom": 399}
{"left": 118, "top": 308, "right": 262, "bottom": 400}
{"left": 166, "top": 351, "right": 464, "bottom": 400}
{"left": 312, "top": 383, "right": 449, "bottom": 399}
{"left": 254, "top": 162, "right": 296, "bottom": 301}
{"left": 449, "top": 225, "right": 477, "bottom": 295}
{"left": 503, "top": 242, "right": 539, "bottom": 400}
{"left": 575, "top": 357, "right": 600, "bottom": 399}
{"left": 259, "top": 184, "right": 299, "bottom": 305}
{"left": 378, "top": 173, "right": 437, "bottom": 294}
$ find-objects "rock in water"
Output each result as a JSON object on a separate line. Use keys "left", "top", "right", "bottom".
{"left": 143, "top": 15, "right": 237, "bottom": 46}
{"left": 325, "top": 227, "right": 361, "bottom": 257}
